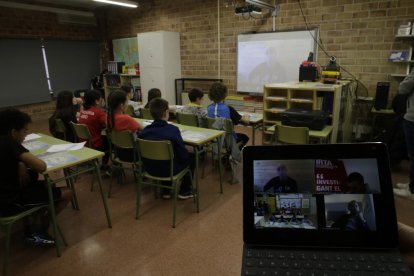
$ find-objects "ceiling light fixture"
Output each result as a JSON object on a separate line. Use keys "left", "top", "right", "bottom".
{"left": 93, "top": 0, "right": 139, "bottom": 8}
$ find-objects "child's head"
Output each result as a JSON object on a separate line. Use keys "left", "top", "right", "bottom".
{"left": 56, "top": 90, "right": 75, "bottom": 109}
{"left": 188, "top": 88, "right": 204, "bottom": 104}
{"left": 83, "top": 90, "right": 102, "bottom": 109}
{"left": 209, "top": 82, "right": 227, "bottom": 103}
{"left": 121, "top": 85, "right": 134, "bottom": 100}
{"left": 147, "top": 88, "right": 161, "bottom": 103}
{"left": 108, "top": 90, "right": 128, "bottom": 112}
{"left": 149, "top": 98, "right": 169, "bottom": 121}
{"left": 0, "top": 108, "right": 31, "bottom": 142}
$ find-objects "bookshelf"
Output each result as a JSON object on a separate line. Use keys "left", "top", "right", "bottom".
{"left": 390, "top": 35, "right": 414, "bottom": 78}
{"left": 103, "top": 73, "right": 141, "bottom": 103}
{"left": 262, "top": 82, "right": 350, "bottom": 144}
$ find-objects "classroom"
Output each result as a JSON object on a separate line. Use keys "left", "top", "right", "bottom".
{"left": 0, "top": 0, "right": 414, "bottom": 275}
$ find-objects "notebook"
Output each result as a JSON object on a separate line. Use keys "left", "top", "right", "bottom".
{"left": 242, "top": 142, "right": 413, "bottom": 276}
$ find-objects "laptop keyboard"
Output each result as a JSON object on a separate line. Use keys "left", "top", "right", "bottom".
{"left": 243, "top": 248, "right": 412, "bottom": 276}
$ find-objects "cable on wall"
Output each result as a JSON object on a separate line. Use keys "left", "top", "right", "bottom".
{"left": 298, "top": 0, "right": 369, "bottom": 99}
{"left": 218, "top": 0, "right": 221, "bottom": 79}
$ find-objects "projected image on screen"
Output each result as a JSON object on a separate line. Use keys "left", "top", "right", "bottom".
{"left": 237, "top": 30, "right": 318, "bottom": 94}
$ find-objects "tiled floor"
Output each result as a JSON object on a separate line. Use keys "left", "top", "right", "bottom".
{"left": 2, "top": 120, "right": 413, "bottom": 275}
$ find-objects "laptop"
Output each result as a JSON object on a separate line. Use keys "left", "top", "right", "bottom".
{"left": 242, "top": 142, "right": 413, "bottom": 276}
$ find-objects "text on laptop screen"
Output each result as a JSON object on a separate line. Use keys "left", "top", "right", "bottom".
{"left": 253, "top": 158, "right": 380, "bottom": 231}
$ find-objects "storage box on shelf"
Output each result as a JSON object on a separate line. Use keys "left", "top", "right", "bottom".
{"left": 262, "top": 82, "right": 350, "bottom": 144}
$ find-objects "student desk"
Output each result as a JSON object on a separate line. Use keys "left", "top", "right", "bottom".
{"left": 135, "top": 119, "right": 225, "bottom": 211}
{"left": 238, "top": 112, "right": 263, "bottom": 145}
{"left": 24, "top": 134, "right": 112, "bottom": 256}
{"left": 267, "top": 123, "right": 334, "bottom": 143}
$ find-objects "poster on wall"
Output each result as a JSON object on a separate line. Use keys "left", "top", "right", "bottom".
{"left": 112, "top": 37, "right": 139, "bottom": 66}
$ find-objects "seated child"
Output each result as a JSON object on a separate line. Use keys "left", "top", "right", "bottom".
{"left": 49, "top": 90, "right": 78, "bottom": 142}
{"left": 144, "top": 88, "right": 162, "bottom": 109}
{"left": 121, "top": 84, "right": 140, "bottom": 117}
{"left": 181, "top": 88, "right": 208, "bottom": 127}
{"left": 0, "top": 108, "right": 72, "bottom": 245}
{"left": 138, "top": 98, "right": 194, "bottom": 199}
{"left": 78, "top": 90, "right": 109, "bottom": 168}
{"left": 207, "top": 82, "right": 249, "bottom": 149}
{"left": 107, "top": 90, "right": 144, "bottom": 161}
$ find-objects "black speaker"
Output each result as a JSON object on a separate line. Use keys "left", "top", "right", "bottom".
{"left": 374, "top": 82, "right": 390, "bottom": 110}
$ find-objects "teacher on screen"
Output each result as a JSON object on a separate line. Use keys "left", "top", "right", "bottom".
{"left": 248, "top": 46, "right": 286, "bottom": 91}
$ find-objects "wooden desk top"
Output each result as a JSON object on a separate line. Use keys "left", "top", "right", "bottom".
{"left": 238, "top": 112, "right": 263, "bottom": 124}
{"left": 135, "top": 119, "right": 225, "bottom": 146}
{"left": 24, "top": 133, "right": 104, "bottom": 173}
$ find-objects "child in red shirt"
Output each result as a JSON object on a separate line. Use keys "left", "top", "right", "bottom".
{"left": 78, "top": 90, "right": 109, "bottom": 166}
{"left": 107, "top": 90, "right": 144, "bottom": 162}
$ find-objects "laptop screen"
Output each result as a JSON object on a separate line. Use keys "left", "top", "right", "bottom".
{"left": 243, "top": 143, "right": 399, "bottom": 249}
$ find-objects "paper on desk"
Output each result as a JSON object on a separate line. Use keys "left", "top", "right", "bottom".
{"left": 37, "top": 152, "right": 79, "bottom": 169}
{"left": 46, "top": 142, "right": 86, "bottom": 153}
{"left": 181, "top": 130, "right": 212, "bottom": 142}
{"left": 22, "top": 140, "right": 49, "bottom": 151}
{"left": 24, "top": 133, "right": 41, "bottom": 142}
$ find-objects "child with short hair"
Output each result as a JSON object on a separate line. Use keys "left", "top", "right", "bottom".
{"left": 120, "top": 84, "right": 140, "bottom": 117}
{"left": 0, "top": 108, "right": 73, "bottom": 245}
{"left": 138, "top": 98, "right": 194, "bottom": 199}
{"left": 181, "top": 88, "right": 208, "bottom": 127}
{"left": 207, "top": 82, "right": 249, "bottom": 149}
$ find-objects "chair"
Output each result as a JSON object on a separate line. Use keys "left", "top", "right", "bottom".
{"left": 176, "top": 112, "right": 199, "bottom": 127}
{"left": 139, "top": 108, "right": 152, "bottom": 120}
{"left": 69, "top": 122, "right": 96, "bottom": 204}
{"left": 70, "top": 122, "right": 92, "bottom": 147}
{"left": 124, "top": 105, "right": 135, "bottom": 117}
{"left": 206, "top": 117, "right": 241, "bottom": 184}
{"left": 106, "top": 130, "right": 140, "bottom": 197}
{"left": 1, "top": 205, "right": 66, "bottom": 276}
{"left": 54, "top": 119, "right": 67, "bottom": 141}
{"left": 273, "top": 124, "right": 309, "bottom": 144}
{"left": 136, "top": 138, "right": 198, "bottom": 228}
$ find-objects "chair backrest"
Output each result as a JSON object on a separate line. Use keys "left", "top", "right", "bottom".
{"left": 108, "top": 130, "right": 135, "bottom": 149}
{"left": 136, "top": 138, "right": 173, "bottom": 161}
{"left": 176, "top": 112, "right": 198, "bottom": 127}
{"left": 275, "top": 124, "right": 309, "bottom": 144}
{"left": 206, "top": 117, "right": 234, "bottom": 135}
{"left": 136, "top": 138, "right": 175, "bottom": 178}
{"left": 54, "top": 119, "right": 67, "bottom": 140}
{"left": 107, "top": 130, "right": 137, "bottom": 163}
{"left": 139, "top": 108, "right": 152, "bottom": 119}
{"left": 70, "top": 122, "right": 92, "bottom": 147}
{"left": 124, "top": 105, "right": 135, "bottom": 117}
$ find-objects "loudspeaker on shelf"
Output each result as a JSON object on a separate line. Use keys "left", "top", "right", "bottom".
{"left": 374, "top": 82, "right": 390, "bottom": 110}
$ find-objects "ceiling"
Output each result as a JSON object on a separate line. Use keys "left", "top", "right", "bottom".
{"left": 0, "top": 0, "right": 139, "bottom": 12}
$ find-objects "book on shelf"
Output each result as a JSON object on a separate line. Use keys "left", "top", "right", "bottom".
{"left": 389, "top": 50, "right": 410, "bottom": 62}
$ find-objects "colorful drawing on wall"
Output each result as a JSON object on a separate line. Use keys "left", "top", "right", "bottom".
{"left": 112, "top": 37, "right": 139, "bottom": 66}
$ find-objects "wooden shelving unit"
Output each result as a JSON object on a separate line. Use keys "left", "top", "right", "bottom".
{"left": 103, "top": 74, "right": 141, "bottom": 103}
{"left": 262, "top": 82, "right": 350, "bottom": 144}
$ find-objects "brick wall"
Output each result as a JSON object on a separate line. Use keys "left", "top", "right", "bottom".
{"left": 104, "top": 0, "right": 414, "bottom": 97}
{"left": 0, "top": 6, "right": 98, "bottom": 119}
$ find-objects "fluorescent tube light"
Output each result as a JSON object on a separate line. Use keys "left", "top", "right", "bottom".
{"left": 93, "top": 0, "right": 139, "bottom": 8}
{"left": 0, "top": 1, "right": 94, "bottom": 17}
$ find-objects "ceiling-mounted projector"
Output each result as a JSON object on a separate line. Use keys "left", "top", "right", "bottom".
{"left": 235, "top": 5, "right": 262, "bottom": 16}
